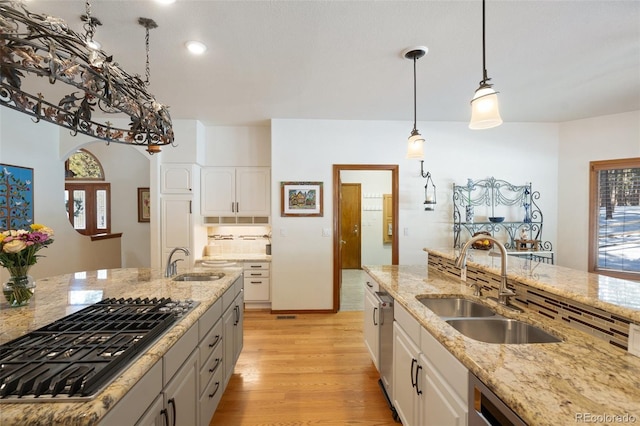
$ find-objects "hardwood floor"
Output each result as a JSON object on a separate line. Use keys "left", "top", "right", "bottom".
{"left": 210, "top": 310, "right": 398, "bottom": 426}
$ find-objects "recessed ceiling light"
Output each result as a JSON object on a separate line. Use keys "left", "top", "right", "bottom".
{"left": 155, "top": 0, "right": 176, "bottom": 4}
{"left": 185, "top": 40, "right": 207, "bottom": 55}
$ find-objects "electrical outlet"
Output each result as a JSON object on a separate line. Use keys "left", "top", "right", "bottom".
{"left": 629, "top": 323, "right": 640, "bottom": 357}
{"left": 460, "top": 267, "right": 467, "bottom": 282}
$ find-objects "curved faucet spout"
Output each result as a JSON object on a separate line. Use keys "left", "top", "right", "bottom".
{"left": 165, "top": 247, "right": 190, "bottom": 277}
{"left": 456, "top": 235, "right": 515, "bottom": 306}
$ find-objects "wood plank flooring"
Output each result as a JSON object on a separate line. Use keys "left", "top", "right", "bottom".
{"left": 209, "top": 310, "right": 398, "bottom": 426}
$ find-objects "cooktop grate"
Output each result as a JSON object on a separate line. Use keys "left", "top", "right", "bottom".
{"left": 0, "top": 297, "right": 196, "bottom": 401}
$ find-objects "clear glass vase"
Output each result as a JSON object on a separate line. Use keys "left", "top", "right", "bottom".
{"left": 3, "top": 274, "right": 36, "bottom": 307}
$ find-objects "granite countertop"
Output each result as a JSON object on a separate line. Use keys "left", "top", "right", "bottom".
{"left": 363, "top": 262, "right": 640, "bottom": 426}
{"left": 0, "top": 266, "right": 243, "bottom": 426}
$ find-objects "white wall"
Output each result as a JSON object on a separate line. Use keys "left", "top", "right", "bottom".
{"left": 557, "top": 111, "right": 640, "bottom": 270}
{"left": 341, "top": 170, "right": 392, "bottom": 265}
{"left": 0, "top": 109, "right": 124, "bottom": 281}
{"left": 270, "top": 118, "right": 560, "bottom": 310}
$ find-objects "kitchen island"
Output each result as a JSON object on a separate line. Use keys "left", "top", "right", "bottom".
{"left": 0, "top": 266, "right": 243, "bottom": 426}
{"left": 364, "top": 249, "right": 640, "bottom": 426}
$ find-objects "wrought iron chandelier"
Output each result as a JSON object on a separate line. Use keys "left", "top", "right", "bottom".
{"left": 0, "top": 0, "right": 174, "bottom": 154}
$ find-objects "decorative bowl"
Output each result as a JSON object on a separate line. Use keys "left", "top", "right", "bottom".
{"left": 488, "top": 217, "right": 505, "bottom": 223}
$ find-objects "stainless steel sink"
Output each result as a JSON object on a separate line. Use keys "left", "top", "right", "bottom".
{"left": 417, "top": 297, "right": 496, "bottom": 318}
{"left": 173, "top": 272, "right": 225, "bottom": 282}
{"left": 446, "top": 318, "right": 562, "bottom": 344}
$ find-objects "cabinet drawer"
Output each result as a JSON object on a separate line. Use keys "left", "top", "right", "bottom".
{"left": 199, "top": 298, "right": 222, "bottom": 341}
{"left": 199, "top": 340, "right": 224, "bottom": 396}
{"left": 244, "top": 269, "right": 269, "bottom": 278}
{"left": 223, "top": 277, "right": 243, "bottom": 310}
{"left": 244, "top": 262, "right": 270, "bottom": 270}
{"left": 244, "top": 278, "right": 270, "bottom": 301}
{"left": 364, "top": 275, "right": 379, "bottom": 292}
{"left": 394, "top": 303, "right": 421, "bottom": 346}
{"left": 164, "top": 323, "right": 198, "bottom": 386}
{"left": 199, "top": 359, "right": 225, "bottom": 426}
{"left": 199, "top": 318, "right": 223, "bottom": 366}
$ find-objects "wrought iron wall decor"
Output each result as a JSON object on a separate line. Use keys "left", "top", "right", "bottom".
{"left": 0, "top": 1, "right": 174, "bottom": 153}
{"left": 452, "top": 176, "right": 552, "bottom": 256}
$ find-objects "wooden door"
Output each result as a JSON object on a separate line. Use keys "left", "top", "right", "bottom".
{"left": 340, "top": 183, "right": 361, "bottom": 269}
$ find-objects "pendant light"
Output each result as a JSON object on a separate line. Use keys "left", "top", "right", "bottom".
{"left": 469, "top": 0, "right": 503, "bottom": 129}
{"left": 403, "top": 46, "right": 428, "bottom": 159}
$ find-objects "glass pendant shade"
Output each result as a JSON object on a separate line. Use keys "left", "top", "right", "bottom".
{"left": 469, "top": 86, "right": 503, "bottom": 129}
{"left": 406, "top": 132, "right": 425, "bottom": 159}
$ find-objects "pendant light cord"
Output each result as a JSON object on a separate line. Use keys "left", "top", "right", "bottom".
{"left": 481, "top": 0, "right": 489, "bottom": 84}
{"left": 413, "top": 55, "right": 417, "bottom": 132}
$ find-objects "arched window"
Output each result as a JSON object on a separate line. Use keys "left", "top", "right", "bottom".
{"left": 64, "top": 149, "right": 111, "bottom": 236}
{"left": 65, "top": 149, "right": 104, "bottom": 180}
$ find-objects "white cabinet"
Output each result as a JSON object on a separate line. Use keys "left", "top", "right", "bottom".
{"left": 162, "top": 350, "right": 198, "bottom": 426}
{"left": 392, "top": 303, "right": 468, "bottom": 426}
{"left": 393, "top": 321, "right": 422, "bottom": 426}
{"left": 243, "top": 262, "right": 270, "bottom": 303}
{"left": 419, "top": 327, "right": 467, "bottom": 426}
{"left": 201, "top": 167, "right": 270, "bottom": 217}
{"left": 363, "top": 278, "right": 380, "bottom": 370}
{"left": 161, "top": 195, "right": 192, "bottom": 269}
{"left": 222, "top": 282, "right": 244, "bottom": 387}
{"left": 161, "top": 164, "right": 194, "bottom": 193}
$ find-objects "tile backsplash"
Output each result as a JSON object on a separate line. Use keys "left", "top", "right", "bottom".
{"left": 204, "top": 226, "right": 270, "bottom": 256}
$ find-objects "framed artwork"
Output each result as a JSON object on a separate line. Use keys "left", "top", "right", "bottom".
{"left": 281, "top": 181, "right": 323, "bottom": 217}
{"left": 137, "top": 187, "right": 151, "bottom": 222}
{"left": 0, "top": 163, "right": 34, "bottom": 231}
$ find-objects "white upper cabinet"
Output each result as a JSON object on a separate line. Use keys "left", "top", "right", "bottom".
{"left": 201, "top": 167, "right": 270, "bottom": 217}
{"left": 161, "top": 164, "right": 193, "bottom": 193}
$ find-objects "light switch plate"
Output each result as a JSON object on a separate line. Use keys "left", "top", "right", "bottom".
{"left": 629, "top": 323, "right": 640, "bottom": 357}
{"left": 322, "top": 228, "right": 330, "bottom": 237}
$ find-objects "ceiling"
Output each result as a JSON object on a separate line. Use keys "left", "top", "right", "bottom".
{"left": 19, "top": 0, "right": 640, "bottom": 127}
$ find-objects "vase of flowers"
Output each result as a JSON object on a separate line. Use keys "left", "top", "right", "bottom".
{"left": 0, "top": 224, "right": 54, "bottom": 307}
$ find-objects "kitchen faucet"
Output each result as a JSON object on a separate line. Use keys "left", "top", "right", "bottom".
{"left": 165, "top": 247, "right": 190, "bottom": 277}
{"left": 455, "top": 234, "right": 517, "bottom": 308}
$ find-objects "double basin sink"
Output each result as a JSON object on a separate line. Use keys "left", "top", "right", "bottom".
{"left": 417, "top": 297, "right": 562, "bottom": 344}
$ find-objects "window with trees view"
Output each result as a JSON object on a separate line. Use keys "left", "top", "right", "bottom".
{"left": 589, "top": 158, "right": 640, "bottom": 279}
{"left": 64, "top": 149, "right": 111, "bottom": 236}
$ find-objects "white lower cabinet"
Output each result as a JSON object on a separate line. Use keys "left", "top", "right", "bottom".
{"left": 393, "top": 321, "right": 422, "bottom": 426}
{"left": 223, "top": 286, "right": 244, "bottom": 387}
{"left": 243, "top": 262, "right": 270, "bottom": 305}
{"left": 392, "top": 303, "right": 469, "bottom": 426}
{"left": 161, "top": 350, "right": 198, "bottom": 426}
{"left": 419, "top": 327, "right": 468, "bottom": 426}
{"left": 363, "top": 278, "right": 380, "bottom": 371}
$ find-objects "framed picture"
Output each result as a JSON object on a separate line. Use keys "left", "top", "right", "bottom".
{"left": 137, "top": 187, "right": 151, "bottom": 222}
{"left": 281, "top": 181, "right": 323, "bottom": 217}
{"left": 0, "top": 163, "right": 34, "bottom": 231}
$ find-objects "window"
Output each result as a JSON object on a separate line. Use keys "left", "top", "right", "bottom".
{"left": 65, "top": 183, "right": 111, "bottom": 236}
{"left": 64, "top": 149, "right": 111, "bottom": 236}
{"left": 589, "top": 158, "right": 640, "bottom": 279}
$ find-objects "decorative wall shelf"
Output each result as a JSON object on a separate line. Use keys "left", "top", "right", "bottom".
{"left": 453, "top": 177, "right": 553, "bottom": 263}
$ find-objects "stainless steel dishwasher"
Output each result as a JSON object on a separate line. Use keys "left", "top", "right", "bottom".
{"left": 469, "top": 373, "right": 527, "bottom": 426}
{"left": 375, "top": 291, "right": 400, "bottom": 422}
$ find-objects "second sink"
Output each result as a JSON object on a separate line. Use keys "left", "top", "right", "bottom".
{"left": 173, "top": 272, "right": 225, "bottom": 282}
{"left": 417, "top": 297, "right": 496, "bottom": 318}
{"left": 446, "top": 318, "right": 562, "bottom": 344}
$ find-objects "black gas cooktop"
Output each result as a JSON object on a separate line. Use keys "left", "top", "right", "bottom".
{"left": 0, "top": 297, "right": 196, "bottom": 402}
